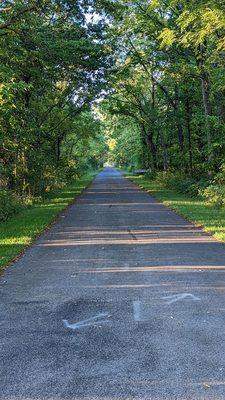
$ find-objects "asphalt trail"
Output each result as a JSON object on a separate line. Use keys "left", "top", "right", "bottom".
{"left": 1, "top": 168, "right": 225, "bottom": 400}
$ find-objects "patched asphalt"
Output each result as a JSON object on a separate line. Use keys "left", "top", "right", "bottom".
{"left": 1, "top": 167, "right": 225, "bottom": 400}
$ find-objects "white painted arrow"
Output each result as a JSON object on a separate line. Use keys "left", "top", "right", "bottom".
{"left": 63, "top": 312, "right": 111, "bottom": 330}
{"left": 162, "top": 293, "right": 200, "bottom": 305}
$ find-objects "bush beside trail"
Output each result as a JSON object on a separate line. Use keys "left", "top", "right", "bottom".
{"left": 142, "top": 163, "right": 225, "bottom": 208}
{"left": 0, "top": 191, "right": 25, "bottom": 222}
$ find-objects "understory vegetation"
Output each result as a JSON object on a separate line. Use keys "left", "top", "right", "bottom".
{"left": 145, "top": 164, "right": 225, "bottom": 209}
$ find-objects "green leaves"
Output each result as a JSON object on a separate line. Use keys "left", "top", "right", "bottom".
{"left": 100, "top": 0, "right": 225, "bottom": 175}
{"left": 158, "top": 28, "right": 176, "bottom": 49}
{"left": 0, "top": 0, "right": 110, "bottom": 196}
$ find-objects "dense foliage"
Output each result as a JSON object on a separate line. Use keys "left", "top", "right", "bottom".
{"left": 0, "top": 189, "right": 24, "bottom": 221}
{"left": 0, "top": 0, "right": 109, "bottom": 198}
{"left": 101, "top": 0, "right": 225, "bottom": 179}
{"left": 1, "top": 0, "right": 225, "bottom": 215}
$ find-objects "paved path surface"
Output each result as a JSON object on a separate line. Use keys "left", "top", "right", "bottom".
{"left": 1, "top": 168, "right": 225, "bottom": 400}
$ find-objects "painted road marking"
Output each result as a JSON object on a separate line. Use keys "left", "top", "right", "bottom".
{"left": 63, "top": 312, "right": 111, "bottom": 330}
{"left": 133, "top": 300, "right": 142, "bottom": 321}
{"left": 162, "top": 293, "right": 200, "bottom": 305}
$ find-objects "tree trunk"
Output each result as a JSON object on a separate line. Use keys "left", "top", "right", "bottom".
{"left": 56, "top": 136, "right": 62, "bottom": 163}
{"left": 185, "top": 94, "right": 193, "bottom": 175}
{"left": 145, "top": 132, "right": 157, "bottom": 171}
{"left": 200, "top": 69, "right": 213, "bottom": 164}
{"left": 174, "top": 85, "right": 184, "bottom": 154}
{"left": 141, "top": 125, "right": 157, "bottom": 171}
{"left": 159, "top": 131, "right": 169, "bottom": 171}
{"left": 196, "top": 42, "right": 213, "bottom": 165}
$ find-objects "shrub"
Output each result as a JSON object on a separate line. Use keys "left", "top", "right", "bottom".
{"left": 155, "top": 171, "right": 210, "bottom": 198}
{"left": 155, "top": 171, "right": 193, "bottom": 192}
{"left": 0, "top": 190, "right": 24, "bottom": 222}
{"left": 188, "top": 179, "right": 210, "bottom": 197}
{"left": 127, "top": 165, "right": 134, "bottom": 172}
{"left": 145, "top": 169, "right": 156, "bottom": 180}
{"left": 200, "top": 164, "right": 225, "bottom": 207}
{"left": 201, "top": 185, "right": 225, "bottom": 208}
{"left": 20, "top": 195, "right": 42, "bottom": 206}
{"left": 213, "top": 163, "right": 225, "bottom": 185}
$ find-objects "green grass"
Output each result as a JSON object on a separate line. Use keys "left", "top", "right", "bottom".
{"left": 128, "top": 175, "right": 225, "bottom": 242}
{"left": 0, "top": 173, "right": 96, "bottom": 273}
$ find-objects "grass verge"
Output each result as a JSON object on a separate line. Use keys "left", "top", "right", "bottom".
{"left": 0, "top": 173, "right": 96, "bottom": 273}
{"left": 128, "top": 175, "right": 225, "bottom": 242}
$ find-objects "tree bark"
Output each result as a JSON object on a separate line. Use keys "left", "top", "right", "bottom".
{"left": 196, "top": 42, "right": 213, "bottom": 165}
{"left": 56, "top": 136, "right": 63, "bottom": 163}
{"left": 200, "top": 69, "right": 213, "bottom": 164}
{"left": 145, "top": 131, "right": 157, "bottom": 171}
{"left": 141, "top": 125, "right": 156, "bottom": 170}
{"left": 159, "top": 131, "right": 169, "bottom": 171}
{"left": 185, "top": 94, "right": 193, "bottom": 175}
{"left": 174, "top": 85, "right": 184, "bottom": 154}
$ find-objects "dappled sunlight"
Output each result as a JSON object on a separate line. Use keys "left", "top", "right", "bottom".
{"left": 37, "top": 224, "right": 214, "bottom": 247}
{"left": 0, "top": 176, "right": 94, "bottom": 270}
{"left": 47, "top": 228, "right": 205, "bottom": 238}
{"left": 1, "top": 168, "right": 225, "bottom": 400}
{"left": 38, "top": 237, "right": 214, "bottom": 246}
{"left": 78, "top": 284, "right": 225, "bottom": 292}
{"left": 77, "top": 202, "right": 163, "bottom": 206}
{"left": 38, "top": 202, "right": 71, "bottom": 208}
{"left": 86, "top": 189, "right": 139, "bottom": 194}
{"left": 132, "top": 176, "right": 225, "bottom": 242}
{"left": 72, "top": 265, "right": 225, "bottom": 273}
{"left": 80, "top": 283, "right": 173, "bottom": 289}
{"left": 0, "top": 236, "right": 31, "bottom": 245}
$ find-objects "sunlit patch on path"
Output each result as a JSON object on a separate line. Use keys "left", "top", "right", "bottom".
{"left": 1, "top": 168, "right": 225, "bottom": 399}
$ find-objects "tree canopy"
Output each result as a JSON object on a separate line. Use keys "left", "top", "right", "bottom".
{"left": 1, "top": 0, "right": 225, "bottom": 197}
{"left": 101, "top": 0, "right": 225, "bottom": 175}
{"left": 0, "top": 0, "right": 109, "bottom": 195}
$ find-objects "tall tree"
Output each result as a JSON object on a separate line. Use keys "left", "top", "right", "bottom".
{"left": 0, "top": 0, "right": 110, "bottom": 194}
